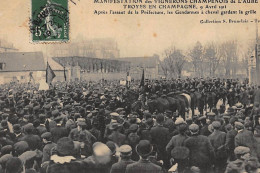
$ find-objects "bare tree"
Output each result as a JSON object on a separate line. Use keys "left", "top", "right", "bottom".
{"left": 161, "top": 47, "right": 186, "bottom": 78}
{"left": 203, "top": 42, "right": 220, "bottom": 77}
{"left": 189, "top": 41, "right": 203, "bottom": 77}
{"left": 218, "top": 40, "right": 238, "bottom": 78}
{"left": 159, "top": 60, "right": 169, "bottom": 78}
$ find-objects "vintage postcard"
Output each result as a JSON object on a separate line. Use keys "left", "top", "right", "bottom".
{"left": 0, "top": 0, "right": 260, "bottom": 173}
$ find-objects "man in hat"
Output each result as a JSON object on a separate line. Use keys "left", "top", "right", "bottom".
{"left": 47, "top": 137, "right": 84, "bottom": 173}
{"left": 50, "top": 116, "right": 69, "bottom": 143}
{"left": 125, "top": 140, "right": 163, "bottom": 173}
{"left": 5, "top": 157, "right": 24, "bottom": 173}
{"left": 110, "top": 145, "right": 135, "bottom": 173}
{"left": 166, "top": 123, "right": 188, "bottom": 154}
{"left": 225, "top": 146, "right": 251, "bottom": 173}
{"left": 41, "top": 132, "right": 56, "bottom": 163}
{"left": 234, "top": 122, "right": 257, "bottom": 157}
{"left": 127, "top": 124, "right": 140, "bottom": 161}
{"left": 107, "top": 123, "right": 126, "bottom": 147}
{"left": 104, "top": 112, "right": 120, "bottom": 139}
{"left": 36, "top": 114, "right": 47, "bottom": 135}
{"left": 184, "top": 124, "right": 215, "bottom": 173}
{"left": 225, "top": 117, "right": 238, "bottom": 161}
{"left": 10, "top": 124, "right": 24, "bottom": 143}
{"left": 69, "top": 118, "right": 96, "bottom": 158}
{"left": 208, "top": 121, "right": 227, "bottom": 173}
{"left": 150, "top": 114, "right": 169, "bottom": 167}
{"left": 20, "top": 123, "right": 41, "bottom": 150}
{"left": 139, "top": 118, "right": 153, "bottom": 142}
{"left": 163, "top": 110, "right": 175, "bottom": 133}
{"left": 199, "top": 116, "right": 211, "bottom": 136}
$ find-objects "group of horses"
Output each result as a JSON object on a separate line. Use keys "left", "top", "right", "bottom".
{"left": 127, "top": 90, "right": 222, "bottom": 119}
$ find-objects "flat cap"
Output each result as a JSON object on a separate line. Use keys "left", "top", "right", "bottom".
{"left": 110, "top": 112, "right": 119, "bottom": 117}
{"left": 129, "top": 124, "right": 138, "bottom": 131}
{"left": 234, "top": 146, "right": 250, "bottom": 155}
{"left": 189, "top": 123, "right": 199, "bottom": 132}
{"left": 212, "top": 121, "right": 221, "bottom": 128}
{"left": 41, "top": 132, "right": 52, "bottom": 139}
{"left": 14, "top": 141, "right": 29, "bottom": 155}
{"left": 24, "top": 123, "right": 34, "bottom": 132}
{"left": 235, "top": 122, "right": 244, "bottom": 130}
{"left": 0, "top": 154, "right": 13, "bottom": 164}
{"left": 207, "top": 112, "right": 216, "bottom": 116}
{"left": 119, "top": 145, "right": 132, "bottom": 155}
{"left": 51, "top": 110, "right": 59, "bottom": 117}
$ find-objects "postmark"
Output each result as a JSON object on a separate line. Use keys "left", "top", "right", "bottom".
{"left": 31, "top": 0, "right": 69, "bottom": 42}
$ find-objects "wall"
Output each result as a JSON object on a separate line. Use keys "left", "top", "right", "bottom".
{"left": 0, "top": 71, "right": 45, "bottom": 84}
{"left": 80, "top": 72, "right": 127, "bottom": 81}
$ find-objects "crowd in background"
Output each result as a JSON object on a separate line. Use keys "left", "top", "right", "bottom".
{"left": 0, "top": 78, "right": 259, "bottom": 173}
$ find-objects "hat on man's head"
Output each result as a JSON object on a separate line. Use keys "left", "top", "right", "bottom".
{"left": 14, "top": 141, "right": 29, "bottom": 156}
{"left": 234, "top": 146, "right": 250, "bottom": 155}
{"left": 129, "top": 124, "right": 138, "bottom": 132}
{"left": 1, "top": 145, "right": 13, "bottom": 156}
{"left": 235, "top": 122, "right": 244, "bottom": 130}
{"left": 106, "top": 141, "right": 116, "bottom": 155}
{"left": 0, "top": 154, "right": 13, "bottom": 165}
{"left": 189, "top": 124, "right": 199, "bottom": 134}
{"left": 13, "top": 124, "right": 21, "bottom": 134}
{"left": 56, "top": 137, "right": 75, "bottom": 156}
{"left": 51, "top": 110, "right": 59, "bottom": 117}
{"left": 110, "top": 112, "right": 119, "bottom": 117}
{"left": 41, "top": 132, "right": 52, "bottom": 141}
{"left": 119, "top": 145, "right": 132, "bottom": 156}
{"left": 136, "top": 140, "right": 153, "bottom": 157}
{"left": 24, "top": 123, "right": 34, "bottom": 133}
{"left": 212, "top": 121, "right": 221, "bottom": 129}
{"left": 1, "top": 120, "right": 8, "bottom": 129}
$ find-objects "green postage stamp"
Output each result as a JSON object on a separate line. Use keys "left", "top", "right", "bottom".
{"left": 31, "top": 0, "right": 69, "bottom": 42}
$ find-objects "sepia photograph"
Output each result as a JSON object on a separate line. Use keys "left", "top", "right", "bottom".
{"left": 0, "top": 0, "right": 260, "bottom": 172}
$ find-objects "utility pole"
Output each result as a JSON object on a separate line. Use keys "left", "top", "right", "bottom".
{"left": 255, "top": 19, "right": 260, "bottom": 85}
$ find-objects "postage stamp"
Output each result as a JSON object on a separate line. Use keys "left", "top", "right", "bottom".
{"left": 31, "top": 0, "right": 69, "bottom": 42}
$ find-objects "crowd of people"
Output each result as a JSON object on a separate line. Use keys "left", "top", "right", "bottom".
{"left": 0, "top": 78, "right": 259, "bottom": 173}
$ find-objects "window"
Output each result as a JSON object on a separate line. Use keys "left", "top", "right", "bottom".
{"left": 0, "top": 63, "right": 6, "bottom": 70}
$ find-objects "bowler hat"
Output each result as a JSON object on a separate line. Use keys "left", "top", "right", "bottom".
{"left": 136, "top": 140, "right": 153, "bottom": 157}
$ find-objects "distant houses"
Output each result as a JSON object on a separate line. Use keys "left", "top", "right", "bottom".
{"left": 0, "top": 52, "right": 46, "bottom": 84}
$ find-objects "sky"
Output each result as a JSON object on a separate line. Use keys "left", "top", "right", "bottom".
{"left": 0, "top": 0, "right": 259, "bottom": 58}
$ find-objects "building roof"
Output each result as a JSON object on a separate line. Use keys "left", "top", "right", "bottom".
{"left": 0, "top": 52, "right": 46, "bottom": 72}
{"left": 115, "top": 55, "right": 159, "bottom": 68}
{"left": 47, "top": 57, "right": 65, "bottom": 71}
